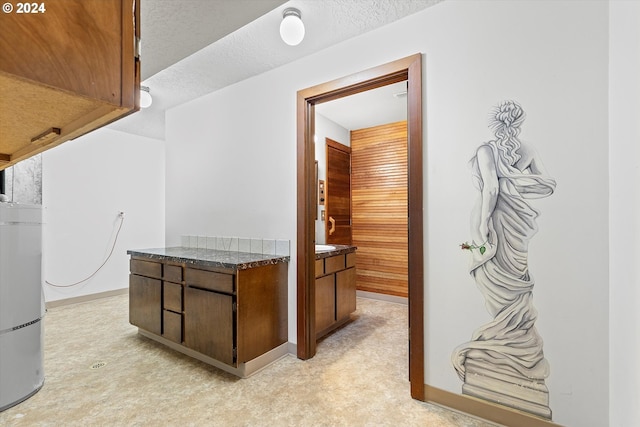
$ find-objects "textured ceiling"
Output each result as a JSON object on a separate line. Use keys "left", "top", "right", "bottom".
{"left": 140, "top": 0, "right": 287, "bottom": 80}
{"left": 109, "top": 0, "right": 443, "bottom": 140}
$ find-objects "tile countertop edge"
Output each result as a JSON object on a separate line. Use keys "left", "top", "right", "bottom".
{"left": 127, "top": 247, "right": 290, "bottom": 271}
{"left": 314, "top": 245, "right": 357, "bottom": 260}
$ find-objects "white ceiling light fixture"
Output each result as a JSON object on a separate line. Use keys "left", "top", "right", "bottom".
{"left": 140, "top": 86, "right": 153, "bottom": 108}
{"left": 279, "top": 7, "right": 305, "bottom": 46}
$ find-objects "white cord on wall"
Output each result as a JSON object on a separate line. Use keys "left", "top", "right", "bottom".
{"left": 46, "top": 212, "right": 125, "bottom": 288}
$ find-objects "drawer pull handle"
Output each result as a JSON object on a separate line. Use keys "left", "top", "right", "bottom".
{"left": 31, "top": 127, "right": 61, "bottom": 145}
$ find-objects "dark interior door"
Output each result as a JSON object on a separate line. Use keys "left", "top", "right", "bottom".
{"left": 325, "top": 138, "right": 352, "bottom": 245}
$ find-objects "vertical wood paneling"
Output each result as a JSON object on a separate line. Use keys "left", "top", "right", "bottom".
{"left": 351, "top": 121, "right": 408, "bottom": 297}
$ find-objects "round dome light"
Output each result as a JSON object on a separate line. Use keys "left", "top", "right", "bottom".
{"left": 140, "top": 86, "right": 153, "bottom": 108}
{"left": 279, "top": 8, "right": 305, "bottom": 46}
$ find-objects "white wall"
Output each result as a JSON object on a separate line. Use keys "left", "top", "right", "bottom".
{"left": 165, "top": 73, "right": 299, "bottom": 338}
{"left": 165, "top": 1, "right": 622, "bottom": 425}
{"left": 418, "top": 3, "right": 609, "bottom": 426}
{"left": 42, "top": 128, "right": 165, "bottom": 302}
{"left": 609, "top": 1, "right": 640, "bottom": 426}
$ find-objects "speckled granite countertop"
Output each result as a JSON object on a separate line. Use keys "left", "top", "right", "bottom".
{"left": 128, "top": 247, "right": 289, "bottom": 271}
{"left": 314, "top": 244, "right": 357, "bottom": 260}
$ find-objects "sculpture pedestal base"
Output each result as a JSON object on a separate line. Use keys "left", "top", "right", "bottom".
{"left": 463, "top": 359, "right": 552, "bottom": 419}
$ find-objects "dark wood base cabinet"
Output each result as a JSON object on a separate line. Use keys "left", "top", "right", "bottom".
{"left": 129, "top": 255, "right": 288, "bottom": 377}
{"left": 315, "top": 251, "right": 357, "bottom": 339}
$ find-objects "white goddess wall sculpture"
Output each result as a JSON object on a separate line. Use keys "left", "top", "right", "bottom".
{"left": 453, "top": 100, "right": 556, "bottom": 419}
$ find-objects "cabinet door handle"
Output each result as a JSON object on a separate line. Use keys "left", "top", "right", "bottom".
{"left": 328, "top": 216, "right": 336, "bottom": 235}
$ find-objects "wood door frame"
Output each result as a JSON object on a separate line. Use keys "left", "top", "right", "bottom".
{"left": 296, "top": 53, "right": 424, "bottom": 400}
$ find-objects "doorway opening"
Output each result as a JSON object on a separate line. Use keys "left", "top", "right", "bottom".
{"left": 296, "top": 54, "right": 424, "bottom": 400}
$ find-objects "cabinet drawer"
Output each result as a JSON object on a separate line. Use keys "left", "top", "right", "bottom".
{"left": 130, "top": 259, "right": 162, "bottom": 279}
{"left": 163, "top": 310, "right": 182, "bottom": 344}
{"left": 164, "top": 264, "right": 182, "bottom": 283}
{"left": 324, "top": 255, "right": 345, "bottom": 275}
{"left": 163, "top": 282, "right": 182, "bottom": 312}
{"left": 185, "top": 268, "right": 234, "bottom": 294}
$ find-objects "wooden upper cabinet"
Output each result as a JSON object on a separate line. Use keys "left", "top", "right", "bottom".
{"left": 0, "top": 0, "right": 140, "bottom": 170}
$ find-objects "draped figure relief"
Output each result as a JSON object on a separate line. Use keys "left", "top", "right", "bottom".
{"left": 454, "top": 100, "right": 556, "bottom": 419}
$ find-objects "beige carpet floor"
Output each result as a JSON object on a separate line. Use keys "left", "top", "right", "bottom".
{"left": 0, "top": 293, "right": 498, "bottom": 427}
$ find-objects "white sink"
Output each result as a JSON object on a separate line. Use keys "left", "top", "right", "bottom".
{"left": 315, "top": 244, "right": 336, "bottom": 252}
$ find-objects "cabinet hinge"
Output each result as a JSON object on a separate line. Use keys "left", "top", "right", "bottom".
{"left": 233, "top": 347, "right": 237, "bottom": 360}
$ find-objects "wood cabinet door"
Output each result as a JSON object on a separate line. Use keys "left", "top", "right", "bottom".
{"left": 336, "top": 267, "right": 357, "bottom": 321}
{"left": 0, "top": 0, "right": 133, "bottom": 104}
{"left": 315, "top": 275, "right": 336, "bottom": 335}
{"left": 129, "top": 274, "right": 161, "bottom": 335}
{"left": 184, "top": 287, "right": 234, "bottom": 366}
{"left": 0, "top": 0, "right": 140, "bottom": 170}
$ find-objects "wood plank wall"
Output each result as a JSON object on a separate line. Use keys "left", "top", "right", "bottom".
{"left": 351, "top": 121, "right": 408, "bottom": 297}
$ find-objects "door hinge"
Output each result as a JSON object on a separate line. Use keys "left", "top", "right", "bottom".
{"left": 232, "top": 301, "right": 237, "bottom": 312}
{"left": 135, "top": 37, "right": 141, "bottom": 59}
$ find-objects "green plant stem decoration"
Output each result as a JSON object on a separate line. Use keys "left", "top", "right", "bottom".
{"left": 460, "top": 241, "right": 487, "bottom": 255}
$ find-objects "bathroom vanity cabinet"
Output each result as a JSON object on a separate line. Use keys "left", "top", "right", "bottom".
{"left": 0, "top": 0, "right": 140, "bottom": 171}
{"left": 315, "top": 246, "right": 357, "bottom": 339}
{"left": 128, "top": 247, "right": 288, "bottom": 377}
